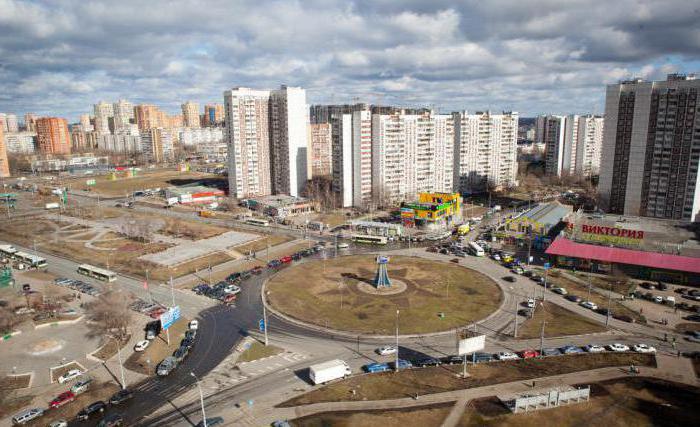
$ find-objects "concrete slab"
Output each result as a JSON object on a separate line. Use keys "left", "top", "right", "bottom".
{"left": 139, "top": 231, "right": 259, "bottom": 267}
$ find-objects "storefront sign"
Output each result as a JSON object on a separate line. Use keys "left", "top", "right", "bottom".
{"left": 569, "top": 223, "right": 644, "bottom": 246}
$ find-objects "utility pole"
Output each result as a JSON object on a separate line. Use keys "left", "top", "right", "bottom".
{"left": 513, "top": 298, "right": 518, "bottom": 338}
{"left": 606, "top": 283, "right": 613, "bottom": 327}
{"left": 191, "top": 372, "right": 207, "bottom": 427}
{"left": 526, "top": 225, "right": 532, "bottom": 266}
{"left": 539, "top": 319, "right": 546, "bottom": 356}
{"left": 170, "top": 275, "right": 175, "bottom": 307}
{"left": 116, "top": 336, "right": 126, "bottom": 389}
{"left": 587, "top": 260, "right": 592, "bottom": 302}
{"left": 262, "top": 294, "right": 269, "bottom": 346}
{"left": 542, "top": 266, "right": 549, "bottom": 302}
{"left": 395, "top": 309, "right": 400, "bottom": 372}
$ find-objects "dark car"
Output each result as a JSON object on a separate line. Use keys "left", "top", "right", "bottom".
{"left": 196, "top": 417, "right": 225, "bottom": 427}
{"left": 97, "top": 414, "right": 124, "bottom": 427}
{"left": 684, "top": 314, "right": 700, "bottom": 322}
{"left": 503, "top": 276, "right": 516, "bottom": 283}
{"left": 469, "top": 352, "right": 494, "bottom": 363}
{"left": 640, "top": 282, "right": 655, "bottom": 290}
{"left": 251, "top": 266, "right": 264, "bottom": 275}
{"left": 76, "top": 401, "right": 107, "bottom": 421}
{"left": 657, "top": 282, "right": 669, "bottom": 291}
{"left": 109, "top": 389, "right": 133, "bottom": 405}
{"left": 267, "top": 260, "right": 281, "bottom": 268}
{"left": 565, "top": 294, "right": 582, "bottom": 303}
{"left": 541, "top": 348, "right": 562, "bottom": 356}
{"left": 291, "top": 253, "right": 303, "bottom": 261}
{"left": 185, "top": 330, "right": 197, "bottom": 340}
{"left": 181, "top": 337, "right": 195, "bottom": 348}
{"left": 518, "top": 308, "right": 533, "bottom": 317}
{"left": 173, "top": 345, "right": 189, "bottom": 362}
{"left": 415, "top": 357, "right": 441, "bottom": 367}
{"left": 441, "top": 355, "right": 466, "bottom": 365}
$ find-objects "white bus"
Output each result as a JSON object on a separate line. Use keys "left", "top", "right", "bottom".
{"left": 0, "top": 244, "right": 18, "bottom": 260}
{"left": 14, "top": 251, "right": 48, "bottom": 268}
{"left": 467, "top": 242, "right": 485, "bottom": 257}
{"left": 78, "top": 264, "right": 117, "bottom": 282}
{"left": 245, "top": 218, "right": 270, "bottom": 227}
{"left": 351, "top": 234, "right": 388, "bottom": 245}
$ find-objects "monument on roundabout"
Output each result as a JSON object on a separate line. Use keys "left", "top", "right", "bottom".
{"left": 373, "top": 255, "right": 391, "bottom": 288}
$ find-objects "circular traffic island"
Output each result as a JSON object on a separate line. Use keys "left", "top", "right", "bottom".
{"left": 265, "top": 254, "right": 503, "bottom": 336}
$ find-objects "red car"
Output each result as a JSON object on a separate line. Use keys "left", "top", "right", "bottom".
{"left": 50, "top": 391, "right": 75, "bottom": 408}
{"left": 251, "top": 266, "right": 263, "bottom": 275}
{"left": 280, "top": 256, "right": 293, "bottom": 264}
{"left": 149, "top": 307, "right": 167, "bottom": 319}
{"left": 519, "top": 349, "right": 540, "bottom": 359}
{"left": 223, "top": 294, "right": 237, "bottom": 304}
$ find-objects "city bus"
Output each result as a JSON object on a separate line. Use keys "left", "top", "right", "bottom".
{"left": 467, "top": 242, "right": 485, "bottom": 257}
{"left": 14, "top": 251, "right": 48, "bottom": 269}
{"left": 77, "top": 264, "right": 117, "bottom": 282}
{"left": 0, "top": 244, "right": 18, "bottom": 260}
{"left": 245, "top": 218, "right": 270, "bottom": 227}
{"left": 351, "top": 234, "right": 388, "bottom": 245}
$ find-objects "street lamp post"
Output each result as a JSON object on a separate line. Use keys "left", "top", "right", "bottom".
{"left": 191, "top": 372, "right": 207, "bottom": 427}
{"left": 606, "top": 283, "right": 613, "bottom": 327}
{"left": 395, "top": 309, "right": 400, "bottom": 372}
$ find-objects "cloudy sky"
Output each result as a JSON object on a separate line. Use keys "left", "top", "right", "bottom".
{"left": 1, "top": 0, "right": 699, "bottom": 122}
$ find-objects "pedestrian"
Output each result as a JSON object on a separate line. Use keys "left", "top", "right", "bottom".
{"left": 640, "top": 308, "right": 643, "bottom": 315}
{"left": 677, "top": 350, "right": 681, "bottom": 358}
{"left": 664, "top": 333, "right": 668, "bottom": 342}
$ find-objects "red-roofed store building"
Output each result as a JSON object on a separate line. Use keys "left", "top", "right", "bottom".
{"left": 545, "top": 211, "right": 700, "bottom": 285}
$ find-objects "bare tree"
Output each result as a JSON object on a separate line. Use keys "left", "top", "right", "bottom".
{"left": 303, "top": 176, "right": 334, "bottom": 212}
{"left": 0, "top": 307, "right": 18, "bottom": 334}
{"left": 118, "top": 215, "right": 154, "bottom": 242}
{"left": 84, "top": 287, "right": 133, "bottom": 341}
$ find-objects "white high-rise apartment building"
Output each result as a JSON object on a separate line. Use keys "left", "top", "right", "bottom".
{"left": 372, "top": 110, "right": 454, "bottom": 203}
{"left": 4, "top": 114, "right": 19, "bottom": 133}
{"left": 79, "top": 114, "right": 93, "bottom": 132}
{"left": 538, "top": 115, "right": 568, "bottom": 176}
{"left": 574, "top": 115, "right": 605, "bottom": 177}
{"left": 181, "top": 101, "right": 201, "bottom": 128}
{"left": 269, "top": 86, "right": 309, "bottom": 197}
{"left": 3, "top": 132, "right": 36, "bottom": 153}
{"left": 93, "top": 101, "right": 114, "bottom": 134}
{"left": 112, "top": 99, "right": 134, "bottom": 131}
{"left": 223, "top": 87, "right": 272, "bottom": 199}
{"left": 453, "top": 111, "right": 518, "bottom": 193}
{"left": 179, "top": 128, "right": 223, "bottom": 147}
{"left": 599, "top": 74, "right": 700, "bottom": 221}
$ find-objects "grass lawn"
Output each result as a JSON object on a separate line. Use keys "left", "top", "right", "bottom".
{"left": 517, "top": 302, "right": 607, "bottom": 338}
{"left": 458, "top": 377, "right": 700, "bottom": 427}
{"left": 541, "top": 270, "right": 645, "bottom": 324}
{"left": 292, "top": 402, "right": 455, "bottom": 427}
{"left": 159, "top": 217, "right": 230, "bottom": 240}
{"left": 50, "top": 361, "right": 85, "bottom": 383}
{"left": 234, "top": 234, "right": 295, "bottom": 255}
{"left": 279, "top": 353, "right": 656, "bottom": 407}
{"left": 0, "top": 374, "right": 31, "bottom": 390}
{"left": 238, "top": 341, "right": 283, "bottom": 363}
{"left": 124, "top": 317, "right": 189, "bottom": 375}
{"left": 266, "top": 255, "right": 503, "bottom": 335}
{"left": 91, "top": 334, "right": 131, "bottom": 361}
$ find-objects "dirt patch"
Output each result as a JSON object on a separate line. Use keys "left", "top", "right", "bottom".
{"left": 238, "top": 341, "right": 284, "bottom": 363}
{"left": 124, "top": 317, "right": 189, "bottom": 375}
{"left": 0, "top": 395, "right": 34, "bottom": 419}
{"left": 279, "top": 353, "right": 656, "bottom": 407}
{"left": 675, "top": 322, "right": 700, "bottom": 334}
{"left": 160, "top": 218, "right": 229, "bottom": 240}
{"left": 267, "top": 255, "right": 503, "bottom": 335}
{"left": 517, "top": 301, "right": 607, "bottom": 338}
{"left": 0, "top": 374, "right": 31, "bottom": 390}
{"left": 458, "top": 377, "right": 700, "bottom": 427}
{"left": 39, "top": 381, "right": 120, "bottom": 424}
{"left": 91, "top": 334, "right": 131, "bottom": 361}
{"left": 292, "top": 402, "right": 455, "bottom": 427}
{"left": 235, "top": 234, "right": 295, "bottom": 255}
{"left": 70, "top": 170, "right": 224, "bottom": 196}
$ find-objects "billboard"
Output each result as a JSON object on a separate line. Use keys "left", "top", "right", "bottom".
{"left": 457, "top": 333, "right": 485, "bottom": 356}
{"left": 160, "top": 306, "right": 181, "bottom": 331}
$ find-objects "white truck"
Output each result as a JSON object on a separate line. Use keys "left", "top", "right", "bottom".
{"left": 45, "top": 202, "right": 60, "bottom": 210}
{"left": 309, "top": 359, "right": 351, "bottom": 385}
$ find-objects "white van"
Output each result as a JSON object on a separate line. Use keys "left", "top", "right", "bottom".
{"left": 12, "top": 408, "right": 44, "bottom": 425}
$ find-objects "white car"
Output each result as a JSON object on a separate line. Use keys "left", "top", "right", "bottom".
{"left": 376, "top": 346, "right": 398, "bottom": 356}
{"left": 551, "top": 287, "right": 568, "bottom": 295}
{"left": 580, "top": 301, "right": 598, "bottom": 310}
{"left": 337, "top": 242, "right": 349, "bottom": 249}
{"left": 224, "top": 285, "right": 241, "bottom": 295}
{"left": 653, "top": 296, "right": 664, "bottom": 304}
{"left": 632, "top": 344, "right": 657, "bottom": 353}
{"left": 134, "top": 340, "right": 150, "bottom": 352}
{"left": 583, "top": 344, "right": 605, "bottom": 353}
{"left": 189, "top": 320, "right": 199, "bottom": 330}
{"left": 49, "top": 420, "right": 68, "bottom": 427}
{"left": 492, "top": 254, "right": 501, "bottom": 261}
{"left": 58, "top": 369, "right": 83, "bottom": 384}
{"left": 607, "top": 343, "right": 630, "bottom": 352}
{"left": 495, "top": 352, "right": 519, "bottom": 361}
{"left": 526, "top": 299, "right": 535, "bottom": 308}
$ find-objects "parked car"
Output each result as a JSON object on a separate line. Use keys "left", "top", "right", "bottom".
{"left": 96, "top": 414, "right": 124, "bottom": 427}
{"left": 109, "top": 389, "right": 134, "bottom": 405}
{"left": 541, "top": 348, "right": 562, "bottom": 356}
{"left": 49, "top": 391, "right": 75, "bottom": 409}
{"left": 583, "top": 344, "right": 605, "bottom": 353}
{"left": 157, "top": 356, "right": 178, "bottom": 376}
{"left": 48, "top": 420, "right": 68, "bottom": 427}
{"left": 580, "top": 301, "right": 598, "bottom": 310}
{"left": 391, "top": 359, "right": 413, "bottom": 369}
{"left": 58, "top": 369, "right": 83, "bottom": 384}
{"left": 632, "top": 344, "right": 657, "bottom": 353}
{"left": 607, "top": 343, "right": 630, "bottom": 352}
{"left": 519, "top": 349, "right": 540, "bottom": 358}
{"left": 471, "top": 352, "right": 494, "bottom": 363}
{"left": 364, "top": 362, "right": 391, "bottom": 373}
{"left": 503, "top": 276, "right": 516, "bottom": 283}
{"left": 195, "top": 417, "right": 225, "bottom": 427}
{"left": 657, "top": 282, "right": 669, "bottom": 291}
{"left": 280, "top": 256, "right": 293, "bottom": 264}
{"left": 560, "top": 345, "right": 583, "bottom": 354}
{"left": 376, "top": 346, "right": 398, "bottom": 356}
{"left": 189, "top": 320, "right": 199, "bottom": 330}
{"left": 70, "top": 378, "right": 92, "bottom": 395}
{"left": 495, "top": 352, "right": 519, "bottom": 361}
{"left": 75, "top": 401, "right": 107, "bottom": 421}
{"left": 415, "top": 357, "right": 441, "bottom": 367}
{"left": 11, "top": 408, "right": 44, "bottom": 425}
{"left": 551, "top": 287, "right": 568, "bottom": 295}
{"left": 267, "top": 260, "right": 282, "bottom": 268}
{"left": 653, "top": 295, "right": 664, "bottom": 304}
{"left": 441, "top": 355, "right": 466, "bottom": 365}
{"left": 134, "top": 340, "right": 150, "bottom": 352}
{"left": 526, "top": 298, "right": 535, "bottom": 308}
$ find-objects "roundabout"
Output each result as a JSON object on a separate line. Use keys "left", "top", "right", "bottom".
{"left": 265, "top": 254, "right": 503, "bottom": 336}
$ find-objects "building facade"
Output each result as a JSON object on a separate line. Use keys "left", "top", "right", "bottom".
{"left": 269, "top": 86, "right": 309, "bottom": 197}
{"left": 93, "top": 101, "right": 114, "bottom": 134}
{"left": 0, "top": 126, "right": 9, "bottom": 177}
{"left": 113, "top": 99, "right": 134, "bottom": 131}
{"left": 453, "top": 111, "right": 518, "bottom": 193}
{"left": 574, "top": 115, "right": 605, "bottom": 177}
{"left": 309, "top": 123, "right": 332, "bottom": 177}
{"left": 140, "top": 128, "right": 172, "bottom": 163}
{"left": 203, "top": 104, "right": 224, "bottom": 126}
{"left": 36, "top": 117, "right": 71, "bottom": 154}
{"left": 223, "top": 87, "right": 272, "bottom": 198}
{"left": 179, "top": 127, "right": 224, "bottom": 147}
{"left": 3, "top": 132, "right": 36, "bottom": 153}
{"left": 598, "top": 74, "right": 700, "bottom": 221}
{"left": 181, "top": 101, "right": 201, "bottom": 128}
{"left": 24, "top": 113, "right": 38, "bottom": 132}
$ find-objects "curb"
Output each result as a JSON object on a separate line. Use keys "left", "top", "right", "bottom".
{"left": 34, "top": 315, "right": 84, "bottom": 329}
{"left": 261, "top": 250, "right": 511, "bottom": 340}
{"left": 1, "top": 330, "right": 22, "bottom": 342}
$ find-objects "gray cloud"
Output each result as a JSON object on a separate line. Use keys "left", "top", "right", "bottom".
{"left": 0, "top": 0, "right": 698, "bottom": 120}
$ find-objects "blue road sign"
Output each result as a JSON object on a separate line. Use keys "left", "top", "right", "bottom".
{"left": 160, "top": 306, "right": 181, "bottom": 331}
{"left": 544, "top": 262, "right": 551, "bottom": 270}
{"left": 258, "top": 318, "right": 266, "bottom": 332}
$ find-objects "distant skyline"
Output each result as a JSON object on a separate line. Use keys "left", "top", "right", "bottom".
{"left": 1, "top": 0, "right": 699, "bottom": 122}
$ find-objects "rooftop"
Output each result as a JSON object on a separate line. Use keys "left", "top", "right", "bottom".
{"left": 520, "top": 202, "right": 572, "bottom": 227}
{"left": 247, "top": 194, "right": 310, "bottom": 208}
